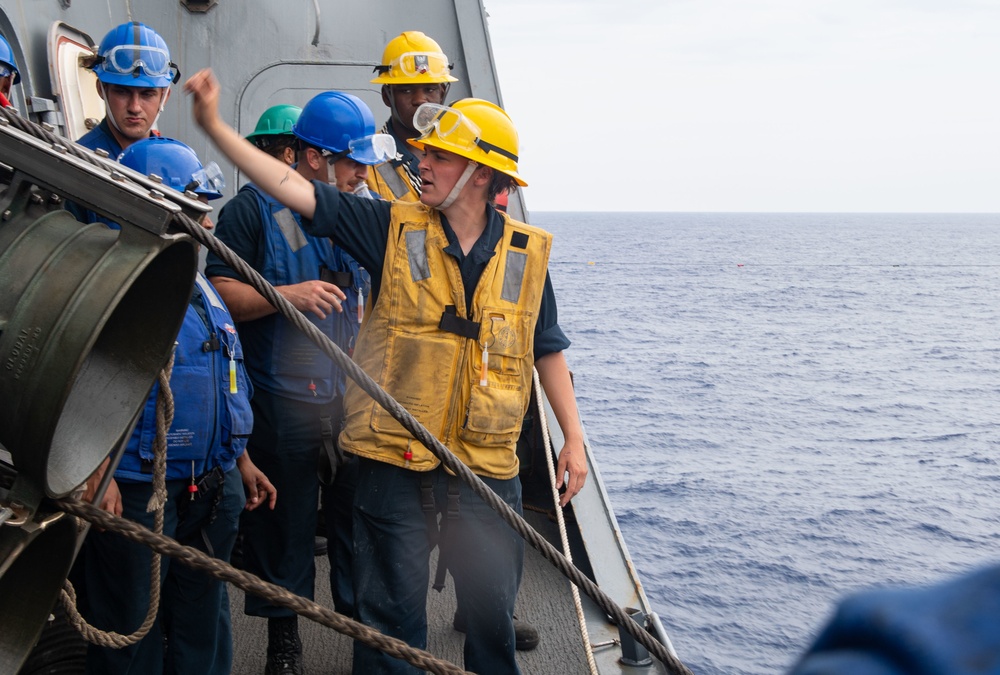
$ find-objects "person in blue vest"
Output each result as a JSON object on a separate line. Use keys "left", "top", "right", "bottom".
{"left": 67, "top": 21, "right": 178, "bottom": 225}
{"left": 79, "top": 137, "right": 276, "bottom": 675}
{"left": 247, "top": 103, "right": 302, "bottom": 165}
{"left": 205, "top": 90, "right": 390, "bottom": 675}
{"left": 0, "top": 33, "right": 20, "bottom": 107}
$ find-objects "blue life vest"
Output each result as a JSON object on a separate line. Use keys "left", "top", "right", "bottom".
{"left": 238, "top": 183, "right": 369, "bottom": 402}
{"left": 116, "top": 274, "right": 254, "bottom": 483}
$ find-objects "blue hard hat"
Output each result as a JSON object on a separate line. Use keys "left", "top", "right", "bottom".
{"left": 93, "top": 22, "right": 177, "bottom": 88}
{"left": 118, "top": 137, "right": 224, "bottom": 200}
{"left": 0, "top": 34, "right": 20, "bottom": 85}
{"left": 292, "top": 91, "right": 395, "bottom": 166}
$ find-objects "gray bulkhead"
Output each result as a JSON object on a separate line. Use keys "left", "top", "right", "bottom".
{"left": 0, "top": 0, "right": 526, "bottom": 220}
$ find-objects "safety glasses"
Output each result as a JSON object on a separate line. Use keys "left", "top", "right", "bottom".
{"left": 413, "top": 103, "right": 478, "bottom": 145}
{"left": 412, "top": 103, "right": 518, "bottom": 163}
{"left": 322, "top": 133, "right": 397, "bottom": 164}
{"left": 100, "top": 44, "right": 178, "bottom": 80}
{"left": 0, "top": 66, "right": 12, "bottom": 79}
{"left": 184, "top": 161, "right": 225, "bottom": 197}
{"left": 390, "top": 51, "right": 452, "bottom": 79}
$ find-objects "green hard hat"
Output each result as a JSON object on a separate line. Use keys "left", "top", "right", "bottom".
{"left": 246, "top": 104, "right": 302, "bottom": 140}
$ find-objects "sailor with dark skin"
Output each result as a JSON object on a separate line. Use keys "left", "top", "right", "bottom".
{"left": 186, "top": 68, "right": 586, "bottom": 675}
{"left": 366, "top": 31, "right": 454, "bottom": 203}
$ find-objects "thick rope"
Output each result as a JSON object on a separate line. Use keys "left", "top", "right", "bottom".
{"left": 54, "top": 499, "right": 469, "bottom": 675}
{"left": 0, "top": 106, "right": 691, "bottom": 675}
{"left": 59, "top": 353, "right": 175, "bottom": 648}
{"left": 174, "top": 211, "right": 691, "bottom": 674}
{"left": 532, "top": 367, "right": 599, "bottom": 675}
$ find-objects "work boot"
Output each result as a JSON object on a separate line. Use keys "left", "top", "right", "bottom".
{"left": 266, "top": 616, "right": 304, "bottom": 675}
{"left": 453, "top": 611, "right": 541, "bottom": 652}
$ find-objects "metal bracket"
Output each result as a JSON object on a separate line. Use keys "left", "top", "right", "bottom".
{"left": 0, "top": 115, "right": 209, "bottom": 234}
{"left": 181, "top": 0, "right": 218, "bottom": 13}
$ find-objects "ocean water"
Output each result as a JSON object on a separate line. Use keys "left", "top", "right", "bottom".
{"left": 531, "top": 212, "right": 1000, "bottom": 675}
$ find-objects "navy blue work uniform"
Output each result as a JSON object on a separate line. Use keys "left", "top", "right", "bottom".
{"left": 81, "top": 274, "right": 253, "bottom": 675}
{"left": 206, "top": 182, "right": 367, "bottom": 617}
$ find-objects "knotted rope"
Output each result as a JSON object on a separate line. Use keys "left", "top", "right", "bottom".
{"left": 59, "top": 351, "right": 175, "bottom": 647}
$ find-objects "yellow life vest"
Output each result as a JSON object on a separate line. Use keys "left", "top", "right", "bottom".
{"left": 339, "top": 201, "right": 552, "bottom": 479}
{"left": 367, "top": 158, "right": 421, "bottom": 202}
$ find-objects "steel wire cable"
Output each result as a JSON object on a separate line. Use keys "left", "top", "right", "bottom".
{"left": 0, "top": 105, "right": 692, "bottom": 675}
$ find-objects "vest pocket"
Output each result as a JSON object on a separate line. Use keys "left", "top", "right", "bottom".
{"left": 458, "top": 307, "right": 534, "bottom": 447}
{"left": 370, "top": 331, "right": 457, "bottom": 440}
{"left": 481, "top": 307, "right": 533, "bottom": 376}
{"left": 459, "top": 381, "right": 525, "bottom": 447}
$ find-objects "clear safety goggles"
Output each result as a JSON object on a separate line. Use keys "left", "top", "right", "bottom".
{"left": 184, "top": 161, "right": 225, "bottom": 196}
{"left": 0, "top": 66, "right": 12, "bottom": 79}
{"left": 413, "top": 103, "right": 478, "bottom": 144}
{"left": 412, "top": 103, "right": 518, "bottom": 163}
{"left": 390, "top": 51, "right": 452, "bottom": 79}
{"left": 322, "top": 133, "right": 397, "bottom": 164}
{"left": 99, "top": 44, "right": 178, "bottom": 81}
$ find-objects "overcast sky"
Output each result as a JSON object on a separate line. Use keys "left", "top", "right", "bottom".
{"left": 484, "top": 1, "right": 1000, "bottom": 213}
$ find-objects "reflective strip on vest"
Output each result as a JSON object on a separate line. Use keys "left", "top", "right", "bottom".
{"left": 405, "top": 229, "right": 431, "bottom": 281}
{"left": 275, "top": 207, "right": 308, "bottom": 253}
{"left": 376, "top": 161, "right": 411, "bottom": 199}
{"left": 501, "top": 250, "right": 527, "bottom": 303}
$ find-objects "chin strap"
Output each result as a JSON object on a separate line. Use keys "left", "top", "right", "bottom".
{"left": 98, "top": 81, "right": 125, "bottom": 138}
{"left": 436, "top": 160, "right": 478, "bottom": 210}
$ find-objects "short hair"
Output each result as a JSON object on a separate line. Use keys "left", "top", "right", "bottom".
{"left": 252, "top": 135, "right": 298, "bottom": 159}
{"left": 487, "top": 168, "right": 515, "bottom": 204}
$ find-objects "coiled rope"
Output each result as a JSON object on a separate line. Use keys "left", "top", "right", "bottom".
{"left": 1, "top": 104, "right": 692, "bottom": 675}
{"left": 58, "top": 351, "right": 175, "bottom": 648}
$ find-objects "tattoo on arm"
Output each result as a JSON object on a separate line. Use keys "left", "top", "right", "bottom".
{"left": 279, "top": 170, "right": 290, "bottom": 186}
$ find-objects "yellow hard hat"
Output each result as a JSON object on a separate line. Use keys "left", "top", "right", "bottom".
{"left": 408, "top": 99, "right": 526, "bottom": 187}
{"left": 370, "top": 31, "right": 458, "bottom": 85}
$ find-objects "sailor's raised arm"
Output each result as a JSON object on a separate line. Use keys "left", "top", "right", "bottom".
{"left": 184, "top": 69, "right": 317, "bottom": 219}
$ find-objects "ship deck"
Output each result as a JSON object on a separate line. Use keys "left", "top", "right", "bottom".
{"left": 230, "top": 509, "right": 592, "bottom": 674}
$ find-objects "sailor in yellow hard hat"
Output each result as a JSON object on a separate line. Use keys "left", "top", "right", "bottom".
{"left": 367, "top": 31, "right": 457, "bottom": 202}
{"left": 186, "top": 68, "right": 587, "bottom": 675}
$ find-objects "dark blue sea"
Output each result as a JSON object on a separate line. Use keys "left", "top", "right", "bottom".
{"left": 531, "top": 212, "right": 1000, "bottom": 675}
